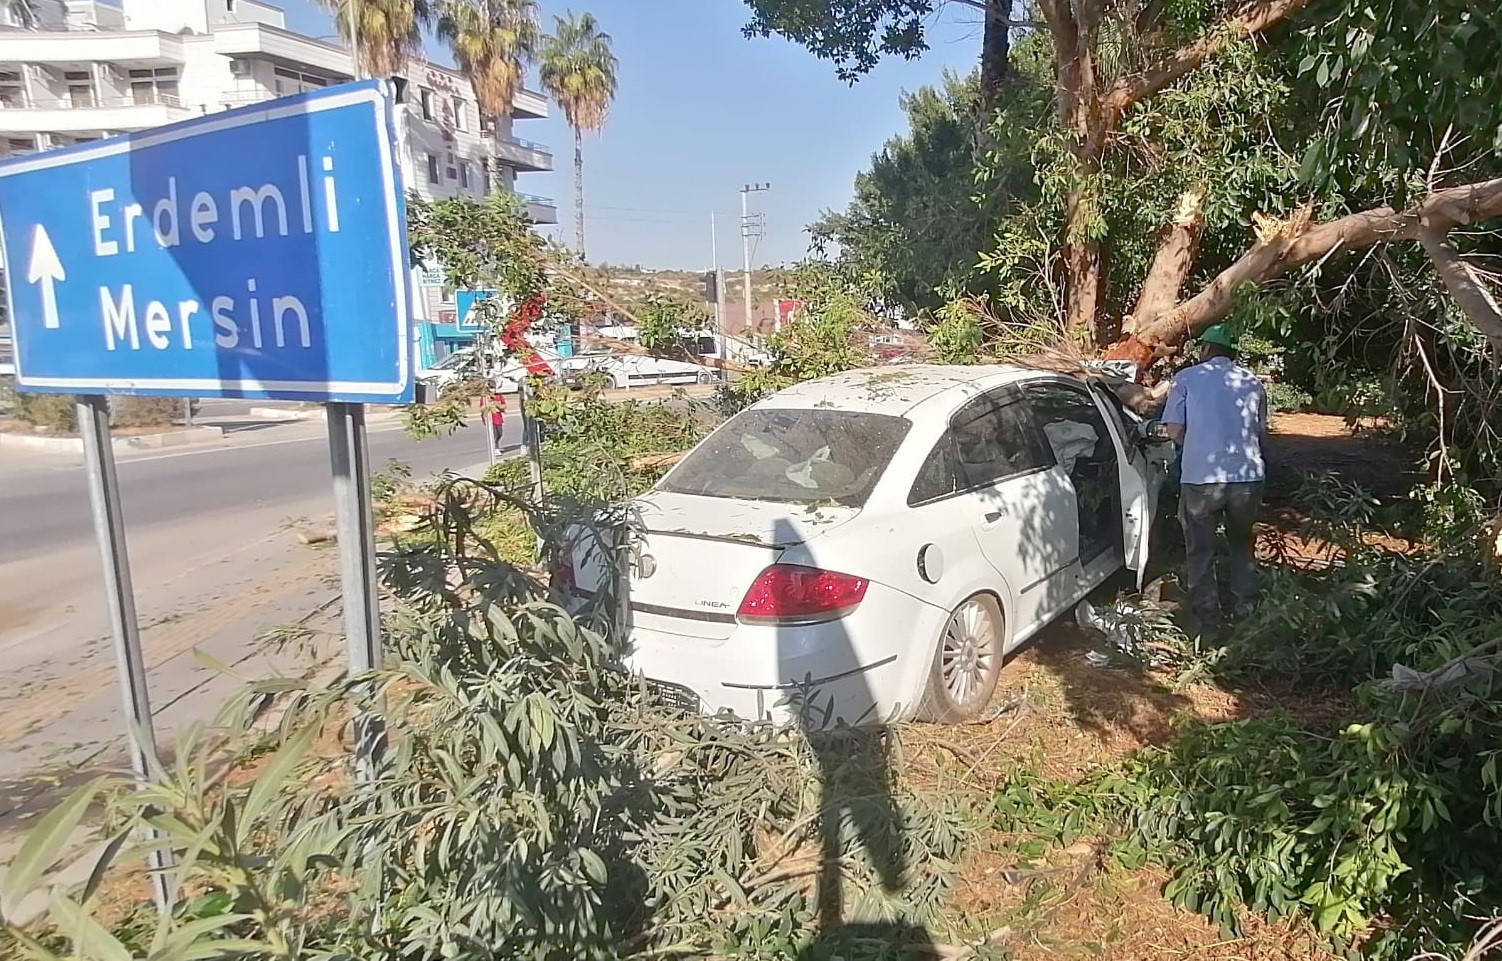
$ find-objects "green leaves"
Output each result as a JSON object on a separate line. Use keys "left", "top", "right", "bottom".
{"left": 0, "top": 778, "right": 104, "bottom": 920}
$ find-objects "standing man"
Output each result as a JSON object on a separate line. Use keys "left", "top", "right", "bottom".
{"left": 1159, "top": 323, "right": 1269, "bottom": 633}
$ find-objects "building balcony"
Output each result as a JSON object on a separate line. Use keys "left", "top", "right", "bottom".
{"left": 210, "top": 23, "right": 354, "bottom": 79}
{"left": 0, "top": 30, "right": 186, "bottom": 66}
{"left": 492, "top": 135, "right": 552, "bottom": 172}
{"left": 513, "top": 88, "right": 547, "bottom": 119}
{"left": 518, "top": 193, "right": 558, "bottom": 224}
{"left": 0, "top": 94, "right": 191, "bottom": 134}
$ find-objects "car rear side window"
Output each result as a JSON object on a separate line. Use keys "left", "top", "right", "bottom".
{"left": 908, "top": 393, "right": 1050, "bottom": 506}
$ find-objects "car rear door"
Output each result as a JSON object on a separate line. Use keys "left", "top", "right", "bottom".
{"left": 906, "top": 388, "right": 1078, "bottom": 641}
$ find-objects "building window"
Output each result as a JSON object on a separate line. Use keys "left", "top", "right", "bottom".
{"left": 273, "top": 67, "right": 328, "bottom": 97}
{"left": 458, "top": 161, "right": 471, "bottom": 189}
{"left": 452, "top": 99, "right": 466, "bottom": 131}
{"left": 129, "top": 68, "right": 179, "bottom": 106}
{"left": 483, "top": 166, "right": 492, "bottom": 194}
{"left": 0, "top": 72, "right": 24, "bottom": 109}
{"left": 479, "top": 112, "right": 495, "bottom": 135}
{"left": 419, "top": 88, "right": 434, "bottom": 121}
{"left": 5, "top": 137, "right": 35, "bottom": 155}
{"left": 426, "top": 153, "right": 440, "bottom": 184}
{"left": 65, "top": 71, "right": 94, "bottom": 108}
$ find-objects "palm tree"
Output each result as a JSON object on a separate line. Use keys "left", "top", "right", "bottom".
{"left": 7, "top": 0, "right": 60, "bottom": 29}
{"left": 539, "top": 12, "right": 618, "bottom": 258}
{"left": 318, "top": 0, "right": 431, "bottom": 77}
{"left": 436, "top": 0, "right": 540, "bottom": 122}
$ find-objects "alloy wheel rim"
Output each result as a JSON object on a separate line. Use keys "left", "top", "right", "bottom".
{"left": 940, "top": 599, "right": 998, "bottom": 707}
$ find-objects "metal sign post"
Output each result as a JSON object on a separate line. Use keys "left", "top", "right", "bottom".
{"left": 0, "top": 80, "right": 415, "bottom": 906}
{"left": 520, "top": 379, "right": 545, "bottom": 503}
{"left": 76, "top": 394, "right": 172, "bottom": 913}
{"left": 326, "top": 401, "right": 384, "bottom": 779}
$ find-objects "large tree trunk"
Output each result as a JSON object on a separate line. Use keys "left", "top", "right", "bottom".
{"left": 978, "top": 0, "right": 1012, "bottom": 114}
{"left": 1039, "top": 0, "right": 1113, "bottom": 345}
{"left": 1033, "top": 0, "right": 1317, "bottom": 346}
{"left": 1126, "top": 177, "right": 1502, "bottom": 358}
{"left": 573, "top": 127, "right": 585, "bottom": 258}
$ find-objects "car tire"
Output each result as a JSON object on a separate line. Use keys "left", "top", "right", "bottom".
{"left": 611, "top": 373, "right": 629, "bottom": 390}
{"left": 918, "top": 593, "right": 1005, "bottom": 723}
{"left": 696, "top": 370, "right": 713, "bottom": 384}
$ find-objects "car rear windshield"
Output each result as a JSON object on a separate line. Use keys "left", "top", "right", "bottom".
{"left": 659, "top": 408, "right": 911, "bottom": 506}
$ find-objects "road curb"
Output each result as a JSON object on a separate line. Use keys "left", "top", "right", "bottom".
{"left": 247, "top": 406, "right": 405, "bottom": 423}
{"left": 0, "top": 426, "right": 225, "bottom": 454}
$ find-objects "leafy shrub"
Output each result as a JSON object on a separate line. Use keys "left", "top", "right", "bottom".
{"left": 3, "top": 476, "right": 971, "bottom": 960}
{"left": 110, "top": 396, "right": 183, "bottom": 430}
{"left": 1265, "top": 380, "right": 1311, "bottom": 413}
{"left": 991, "top": 476, "right": 1502, "bottom": 958}
{"left": 11, "top": 393, "right": 76, "bottom": 432}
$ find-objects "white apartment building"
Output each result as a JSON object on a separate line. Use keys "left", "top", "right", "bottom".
{"left": 0, "top": 0, "right": 558, "bottom": 225}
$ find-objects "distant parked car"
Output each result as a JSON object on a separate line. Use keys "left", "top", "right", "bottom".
{"left": 416, "top": 349, "right": 523, "bottom": 395}
{"left": 569, "top": 352, "right": 715, "bottom": 389}
{"left": 563, "top": 364, "right": 1168, "bottom": 728}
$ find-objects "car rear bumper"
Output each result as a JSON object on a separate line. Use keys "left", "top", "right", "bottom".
{"left": 625, "top": 582, "right": 946, "bottom": 728}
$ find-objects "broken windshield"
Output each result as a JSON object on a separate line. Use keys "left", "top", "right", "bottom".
{"left": 658, "top": 408, "right": 912, "bottom": 506}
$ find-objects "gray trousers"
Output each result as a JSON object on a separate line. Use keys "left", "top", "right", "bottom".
{"left": 1179, "top": 481, "right": 1264, "bottom": 627}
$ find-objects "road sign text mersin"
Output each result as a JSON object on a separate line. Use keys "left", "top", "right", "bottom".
{"left": 0, "top": 81, "right": 413, "bottom": 402}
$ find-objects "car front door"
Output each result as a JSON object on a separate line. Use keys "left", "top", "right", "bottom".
{"left": 1088, "top": 382, "right": 1163, "bottom": 585}
{"left": 907, "top": 388, "right": 1078, "bottom": 643}
{"left": 1020, "top": 379, "right": 1126, "bottom": 589}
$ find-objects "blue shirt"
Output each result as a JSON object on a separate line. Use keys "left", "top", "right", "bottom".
{"left": 1161, "top": 356, "right": 1268, "bottom": 485}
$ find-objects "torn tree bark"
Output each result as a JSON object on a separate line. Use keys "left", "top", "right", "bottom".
{"left": 1129, "top": 176, "right": 1502, "bottom": 357}
{"left": 1127, "top": 186, "right": 1207, "bottom": 333}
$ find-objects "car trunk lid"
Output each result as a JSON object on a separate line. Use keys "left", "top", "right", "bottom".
{"left": 574, "top": 492, "right": 861, "bottom": 640}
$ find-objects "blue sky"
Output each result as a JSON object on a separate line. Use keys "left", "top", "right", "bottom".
{"left": 277, "top": 0, "right": 984, "bottom": 269}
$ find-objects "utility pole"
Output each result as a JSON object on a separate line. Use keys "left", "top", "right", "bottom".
{"left": 740, "top": 183, "right": 769, "bottom": 338}
{"left": 710, "top": 212, "right": 726, "bottom": 362}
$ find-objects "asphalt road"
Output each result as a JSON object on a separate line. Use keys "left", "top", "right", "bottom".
{"left": 0, "top": 412, "right": 520, "bottom": 815}
{"left": 2, "top": 413, "right": 515, "bottom": 563}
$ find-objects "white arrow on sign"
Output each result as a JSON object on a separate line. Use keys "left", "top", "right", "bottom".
{"left": 27, "top": 224, "right": 65, "bottom": 330}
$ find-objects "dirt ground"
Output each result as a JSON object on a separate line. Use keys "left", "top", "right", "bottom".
{"left": 898, "top": 412, "right": 1408, "bottom": 959}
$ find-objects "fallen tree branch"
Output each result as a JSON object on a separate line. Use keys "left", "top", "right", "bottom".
{"left": 1133, "top": 176, "right": 1502, "bottom": 353}
{"left": 1418, "top": 230, "right": 1502, "bottom": 361}
{"left": 1127, "top": 186, "right": 1207, "bottom": 333}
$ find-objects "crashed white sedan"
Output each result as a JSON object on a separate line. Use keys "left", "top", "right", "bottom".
{"left": 567, "top": 365, "right": 1165, "bottom": 727}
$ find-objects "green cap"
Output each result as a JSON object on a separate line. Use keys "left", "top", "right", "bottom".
{"left": 1198, "top": 322, "right": 1239, "bottom": 350}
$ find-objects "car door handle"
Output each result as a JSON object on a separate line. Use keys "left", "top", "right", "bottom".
{"left": 983, "top": 508, "right": 1007, "bottom": 523}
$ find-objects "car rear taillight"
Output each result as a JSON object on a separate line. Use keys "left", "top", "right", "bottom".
{"left": 736, "top": 564, "right": 869, "bottom": 625}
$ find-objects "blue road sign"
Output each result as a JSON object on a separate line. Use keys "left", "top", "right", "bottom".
{"left": 454, "top": 288, "right": 499, "bottom": 334}
{"left": 0, "top": 80, "right": 413, "bottom": 402}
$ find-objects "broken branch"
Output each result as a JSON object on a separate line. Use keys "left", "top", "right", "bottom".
{"left": 1134, "top": 176, "right": 1502, "bottom": 352}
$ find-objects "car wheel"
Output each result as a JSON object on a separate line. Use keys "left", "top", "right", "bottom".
{"left": 696, "top": 370, "right": 713, "bottom": 384}
{"left": 919, "top": 594, "right": 1005, "bottom": 723}
{"left": 611, "top": 373, "right": 629, "bottom": 390}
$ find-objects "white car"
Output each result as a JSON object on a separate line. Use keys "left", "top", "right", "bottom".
{"left": 570, "top": 352, "right": 717, "bottom": 389}
{"left": 567, "top": 365, "right": 1167, "bottom": 728}
{"left": 417, "top": 348, "right": 523, "bottom": 394}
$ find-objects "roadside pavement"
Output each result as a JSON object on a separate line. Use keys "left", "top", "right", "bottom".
{"left": 0, "top": 409, "right": 513, "bottom": 831}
